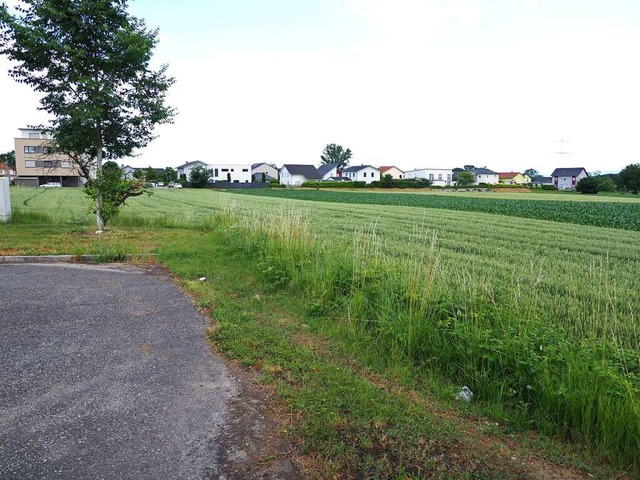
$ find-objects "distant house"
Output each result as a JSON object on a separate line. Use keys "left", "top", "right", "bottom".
{"left": 341, "top": 165, "right": 380, "bottom": 184}
{"left": 404, "top": 168, "right": 453, "bottom": 186}
{"left": 317, "top": 163, "right": 340, "bottom": 180}
{"left": 251, "top": 162, "right": 279, "bottom": 181}
{"left": 378, "top": 166, "right": 404, "bottom": 179}
{"left": 177, "top": 160, "right": 208, "bottom": 180}
{"left": 551, "top": 167, "right": 588, "bottom": 190}
{"left": 470, "top": 168, "right": 499, "bottom": 185}
{"left": 531, "top": 176, "right": 553, "bottom": 187}
{"left": 498, "top": 172, "right": 531, "bottom": 184}
{"left": 280, "top": 164, "right": 321, "bottom": 186}
{"left": 121, "top": 165, "right": 136, "bottom": 179}
{"left": 208, "top": 163, "right": 251, "bottom": 183}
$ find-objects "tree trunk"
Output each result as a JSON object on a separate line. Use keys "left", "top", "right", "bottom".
{"left": 95, "top": 132, "right": 105, "bottom": 232}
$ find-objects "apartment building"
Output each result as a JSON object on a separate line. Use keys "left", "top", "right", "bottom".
{"left": 14, "top": 128, "right": 82, "bottom": 187}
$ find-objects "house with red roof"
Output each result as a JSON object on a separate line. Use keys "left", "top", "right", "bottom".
{"left": 498, "top": 172, "right": 530, "bottom": 184}
{"left": 378, "top": 166, "right": 404, "bottom": 179}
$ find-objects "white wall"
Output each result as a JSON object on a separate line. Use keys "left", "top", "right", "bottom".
{"left": 321, "top": 165, "right": 338, "bottom": 180}
{"left": 209, "top": 163, "right": 252, "bottom": 183}
{"left": 555, "top": 171, "right": 587, "bottom": 190}
{"left": 343, "top": 167, "right": 380, "bottom": 184}
{"left": 474, "top": 173, "right": 499, "bottom": 185}
{"left": 252, "top": 163, "right": 279, "bottom": 179}
{"left": 0, "top": 177, "right": 11, "bottom": 222}
{"left": 279, "top": 167, "right": 310, "bottom": 186}
{"left": 381, "top": 167, "right": 404, "bottom": 179}
{"left": 404, "top": 168, "right": 453, "bottom": 186}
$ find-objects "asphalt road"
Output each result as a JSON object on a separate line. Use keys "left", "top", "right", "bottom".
{"left": 0, "top": 263, "right": 242, "bottom": 479}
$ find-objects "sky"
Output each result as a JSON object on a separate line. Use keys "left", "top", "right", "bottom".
{"left": 1, "top": 0, "right": 640, "bottom": 175}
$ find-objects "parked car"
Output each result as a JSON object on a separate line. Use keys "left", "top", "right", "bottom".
{"left": 40, "top": 182, "right": 62, "bottom": 188}
{"left": 172, "top": 183, "right": 183, "bottom": 189}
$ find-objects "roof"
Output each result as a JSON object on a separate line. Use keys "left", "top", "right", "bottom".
{"left": 252, "top": 162, "right": 276, "bottom": 170}
{"left": 282, "top": 164, "right": 321, "bottom": 179}
{"left": 176, "top": 160, "right": 207, "bottom": 169}
{"left": 0, "top": 162, "right": 15, "bottom": 171}
{"left": 471, "top": 168, "right": 498, "bottom": 175}
{"left": 378, "top": 166, "right": 404, "bottom": 173}
{"left": 532, "top": 176, "right": 553, "bottom": 183}
{"left": 342, "top": 165, "right": 379, "bottom": 173}
{"left": 317, "top": 163, "right": 338, "bottom": 176}
{"left": 551, "top": 167, "right": 587, "bottom": 177}
{"left": 326, "top": 176, "right": 352, "bottom": 182}
{"left": 498, "top": 172, "right": 523, "bottom": 179}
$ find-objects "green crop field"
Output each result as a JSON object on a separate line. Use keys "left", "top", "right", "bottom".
{"left": 4, "top": 186, "right": 640, "bottom": 472}
{"left": 231, "top": 188, "right": 640, "bottom": 231}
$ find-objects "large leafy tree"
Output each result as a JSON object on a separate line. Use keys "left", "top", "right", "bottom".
{"left": 0, "top": 0, "right": 175, "bottom": 231}
{"left": 320, "top": 143, "right": 352, "bottom": 170}
{"left": 0, "top": 150, "right": 15, "bottom": 168}
{"left": 524, "top": 168, "right": 539, "bottom": 179}
{"left": 617, "top": 163, "right": 640, "bottom": 194}
{"left": 189, "top": 164, "right": 212, "bottom": 188}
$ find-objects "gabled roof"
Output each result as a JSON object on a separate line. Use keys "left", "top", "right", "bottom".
{"left": 252, "top": 162, "right": 277, "bottom": 170}
{"left": 317, "top": 163, "right": 338, "bottom": 176}
{"left": 378, "top": 166, "right": 403, "bottom": 173}
{"left": 498, "top": 172, "right": 522, "bottom": 179}
{"left": 176, "top": 160, "right": 207, "bottom": 169}
{"left": 282, "top": 164, "right": 321, "bottom": 179}
{"left": 471, "top": 168, "right": 498, "bottom": 175}
{"left": 342, "top": 165, "right": 379, "bottom": 173}
{"left": 532, "top": 176, "right": 553, "bottom": 183}
{"left": 551, "top": 167, "right": 587, "bottom": 177}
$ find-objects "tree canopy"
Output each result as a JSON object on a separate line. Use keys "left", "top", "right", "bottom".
{"left": 320, "top": 144, "right": 352, "bottom": 170}
{"left": 189, "top": 164, "right": 212, "bottom": 188}
{"left": 0, "top": 0, "right": 175, "bottom": 230}
{"left": 0, "top": 150, "right": 15, "bottom": 169}
{"left": 524, "top": 168, "right": 539, "bottom": 179}
{"left": 617, "top": 164, "right": 640, "bottom": 194}
{"left": 457, "top": 171, "right": 475, "bottom": 185}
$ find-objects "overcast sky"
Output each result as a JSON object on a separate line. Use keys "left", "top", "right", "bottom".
{"left": 2, "top": 0, "right": 639, "bottom": 174}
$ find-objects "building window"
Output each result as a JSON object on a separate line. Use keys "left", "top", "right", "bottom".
{"left": 214, "top": 168, "right": 219, "bottom": 177}
{"left": 42, "top": 147, "right": 55, "bottom": 154}
{"left": 24, "top": 146, "right": 36, "bottom": 154}
{"left": 25, "top": 160, "right": 36, "bottom": 168}
{"left": 438, "top": 174, "right": 442, "bottom": 181}
{"left": 447, "top": 174, "right": 452, "bottom": 181}
{"left": 221, "top": 168, "right": 229, "bottom": 172}
{"left": 429, "top": 174, "right": 434, "bottom": 181}
{"left": 242, "top": 168, "right": 248, "bottom": 172}
{"left": 28, "top": 132, "right": 40, "bottom": 139}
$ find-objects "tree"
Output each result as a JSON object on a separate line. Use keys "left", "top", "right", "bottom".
{"left": 617, "top": 163, "right": 640, "bottom": 194}
{"left": 189, "top": 164, "right": 212, "bottom": 188}
{"left": 162, "top": 167, "right": 177, "bottom": 184}
{"left": 320, "top": 144, "right": 352, "bottom": 170}
{"left": 457, "top": 171, "right": 475, "bottom": 185}
{"left": 524, "top": 168, "right": 539, "bottom": 179}
{"left": 261, "top": 172, "right": 266, "bottom": 183}
{"left": 84, "top": 161, "right": 148, "bottom": 223}
{"left": 145, "top": 166, "right": 158, "bottom": 183}
{"left": 0, "top": 150, "right": 15, "bottom": 169}
{"left": 0, "top": 0, "right": 175, "bottom": 231}
{"left": 576, "top": 177, "right": 599, "bottom": 194}
{"left": 463, "top": 165, "right": 476, "bottom": 171}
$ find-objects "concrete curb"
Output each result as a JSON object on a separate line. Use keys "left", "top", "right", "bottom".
{"left": 0, "top": 254, "right": 158, "bottom": 264}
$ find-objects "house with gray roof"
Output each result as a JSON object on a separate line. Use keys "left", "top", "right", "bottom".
{"left": 551, "top": 167, "right": 588, "bottom": 190}
{"left": 279, "top": 164, "right": 321, "bottom": 186}
{"left": 470, "top": 168, "right": 499, "bottom": 185}
{"left": 341, "top": 165, "right": 380, "bottom": 184}
{"left": 317, "top": 163, "right": 340, "bottom": 180}
{"left": 176, "top": 160, "right": 208, "bottom": 180}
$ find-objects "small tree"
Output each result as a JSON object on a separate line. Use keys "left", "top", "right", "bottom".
{"left": 383, "top": 174, "right": 394, "bottom": 188}
{"left": 84, "top": 161, "right": 148, "bottom": 224}
{"left": 189, "top": 164, "right": 212, "bottom": 188}
{"left": 0, "top": 0, "right": 175, "bottom": 231}
{"left": 226, "top": 172, "right": 231, "bottom": 182}
{"left": 162, "top": 167, "right": 177, "bottom": 184}
{"left": 457, "top": 171, "right": 475, "bottom": 185}
{"left": 145, "top": 166, "right": 159, "bottom": 183}
{"left": 320, "top": 144, "right": 352, "bottom": 170}
{"left": 0, "top": 150, "right": 15, "bottom": 169}
{"left": 617, "top": 163, "right": 640, "bottom": 194}
{"left": 261, "top": 172, "right": 266, "bottom": 183}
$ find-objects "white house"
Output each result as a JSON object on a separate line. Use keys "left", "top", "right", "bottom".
{"left": 378, "top": 166, "right": 404, "bottom": 179}
{"left": 251, "top": 162, "right": 279, "bottom": 181}
{"left": 121, "top": 165, "right": 136, "bottom": 179}
{"left": 317, "top": 163, "right": 339, "bottom": 180}
{"left": 208, "top": 163, "right": 252, "bottom": 183}
{"left": 551, "top": 167, "right": 588, "bottom": 190}
{"left": 177, "top": 161, "right": 208, "bottom": 181}
{"left": 404, "top": 168, "right": 453, "bottom": 186}
{"left": 280, "top": 164, "right": 322, "bottom": 186}
{"left": 470, "top": 168, "right": 499, "bottom": 185}
{"left": 341, "top": 165, "right": 380, "bottom": 184}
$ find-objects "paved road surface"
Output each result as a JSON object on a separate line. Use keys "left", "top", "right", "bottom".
{"left": 0, "top": 263, "right": 252, "bottom": 479}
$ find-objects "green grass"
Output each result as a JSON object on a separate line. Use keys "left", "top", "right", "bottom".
{"left": 230, "top": 188, "right": 640, "bottom": 230}
{"left": 2, "top": 186, "right": 638, "bottom": 476}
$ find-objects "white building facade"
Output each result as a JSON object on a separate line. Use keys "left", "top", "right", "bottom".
{"left": 342, "top": 165, "right": 380, "bottom": 184}
{"left": 404, "top": 168, "right": 453, "bottom": 186}
{"left": 209, "top": 163, "right": 252, "bottom": 183}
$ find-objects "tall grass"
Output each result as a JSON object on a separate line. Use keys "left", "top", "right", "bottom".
{"left": 219, "top": 206, "right": 640, "bottom": 469}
